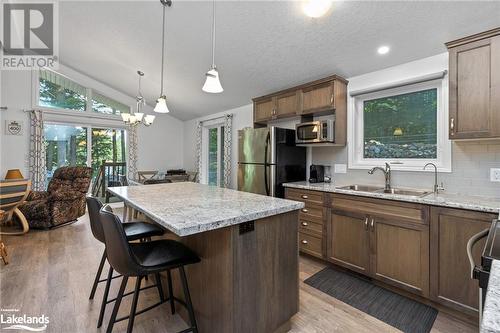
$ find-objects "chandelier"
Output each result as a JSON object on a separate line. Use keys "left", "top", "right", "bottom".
{"left": 121, "top": 71, "right": 155, "bottom": 126}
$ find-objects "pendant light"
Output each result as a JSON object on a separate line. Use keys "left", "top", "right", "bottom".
{"left": 122, "top": 71, "right": 155, "bottom": 126}
{"left": 202, "top": 0, "right": 223, "bottom": 93}
{"left": 154, "top": 0, "right": 172, "bottom": 113}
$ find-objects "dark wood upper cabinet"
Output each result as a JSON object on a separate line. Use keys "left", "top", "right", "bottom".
{"left": 252, "top": 75, "right": 348, "bottom": 145}
{"left": 301, "top": 81, "right": 335, "bottom": 114}
{"left": 253, "top": 97, "right": 275, "bottom": 123}
{"left": 447, "top": 28, "right": 500, "bottom": 139}
{"left": 275, "top": 91, "right": 300, "bottom": 118}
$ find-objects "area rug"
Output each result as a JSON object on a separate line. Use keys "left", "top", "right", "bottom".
{"left": 304, "top": 266, "right": 438, "bottom": 333}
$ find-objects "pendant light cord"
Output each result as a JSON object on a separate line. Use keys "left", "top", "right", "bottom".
{"left": 211, "top": 0, "right": 216, "bottom": 68}
{"left": 160, "top": 3, "right": 166, "bottom": 95}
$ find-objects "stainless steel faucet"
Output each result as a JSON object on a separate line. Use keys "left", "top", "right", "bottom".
{"left": 368, "top": 163, "right": 391, "bottom": 191}
{"left": 424, "top": 162, "right": 445, "bottom": 194}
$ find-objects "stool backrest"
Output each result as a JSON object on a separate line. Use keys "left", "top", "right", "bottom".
{"left": 86, "top": 196, "right": 105, "bottom": 243}
{"left": 99, "top": 205, "right": 139, "bottom": 276}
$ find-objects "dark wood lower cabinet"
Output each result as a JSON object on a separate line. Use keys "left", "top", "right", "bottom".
{"left": 327, "top": 210, "right": 370, "bottom": 275}
{"left": 430, "top": 207, "right": 497, "bottom": 317}
{"left": 372, "top": 217, "right": 429, "bottom": 297}
{"left": 286, "top": 188, "right": 497, "bottom": 320}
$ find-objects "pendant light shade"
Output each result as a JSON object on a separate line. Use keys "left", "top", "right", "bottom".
{"left": 154, "top": 96, "right": 170, "bottom": 113}
{"left": 155, "top": 0, "right": 172, "bottom": 113}
{"left": 121, "top": 113, "right": 131, "bottom": 122}
{"left": 202, "top": 67, "right": 223, "bottom": 93}
{"left": 203, "top": 0, "right": 223, "bottom": 93}
{"left": 144, "top": 114, "right": 156, "bottom": 126}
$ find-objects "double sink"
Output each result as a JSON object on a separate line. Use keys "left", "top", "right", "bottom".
{"left": 339, "top": 184, "right": 431, "bottom": 198}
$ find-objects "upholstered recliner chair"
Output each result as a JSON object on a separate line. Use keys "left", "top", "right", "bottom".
{"left": 19, "top": 166, "right": 92, "bottom": 229}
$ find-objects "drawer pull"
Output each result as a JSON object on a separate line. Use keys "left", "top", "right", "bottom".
{"left": 301, "top": 222, "right": 309, "bottom": 226}
{"left": 301, "top": 240, "right": 308, "bottom": 244}
{"left": 301, "top": 195, "right": 308, "bottom": 199}
{"left": 301, "top": 208, "right": 309, "bottom": 213}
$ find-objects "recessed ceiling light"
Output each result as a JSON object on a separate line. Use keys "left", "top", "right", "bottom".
{"left": 377, "top": 46, "right": 390, "bottom": 55}
{"left": 303, "top": 0, "right": 333, "bottom": 18}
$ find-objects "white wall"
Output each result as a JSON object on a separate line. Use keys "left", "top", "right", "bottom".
{"left": 0, "top": 66, "right": 183, "bottom": 178}
{"left": 183, "top": 104, "right": 253, "bottom": 189}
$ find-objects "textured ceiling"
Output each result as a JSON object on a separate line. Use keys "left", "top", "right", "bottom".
{"left": 59, "top": 1, "right": 500, "bottom": 120}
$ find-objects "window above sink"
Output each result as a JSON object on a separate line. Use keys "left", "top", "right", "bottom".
{"left": 348, "top": 77, "right": 451, "bottom": 172}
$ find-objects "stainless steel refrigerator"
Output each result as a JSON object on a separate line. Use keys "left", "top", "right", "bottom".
{"left": 237, "top": 127, "right": 306, "bottom": 198}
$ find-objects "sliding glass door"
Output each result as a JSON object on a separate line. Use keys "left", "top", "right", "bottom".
{"left": 91, "top": 128, "right": 126, "bottom": 178}
{"left": 44, "top": 123, "right": 126, "bottom": 185}
{"left": 44, "top": 124, "right": 88, "bottom": 182}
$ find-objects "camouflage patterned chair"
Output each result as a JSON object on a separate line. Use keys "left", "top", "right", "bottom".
{"left": 19, "top": 166, "right": 92, "bottom": 229}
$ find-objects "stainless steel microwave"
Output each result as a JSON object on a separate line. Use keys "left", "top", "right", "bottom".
{"left": 296, "top": 120, "right": 334, "bottom": 144}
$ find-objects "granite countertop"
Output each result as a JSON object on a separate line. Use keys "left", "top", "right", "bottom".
{"left": 284, "top": 181, "right": 500, "bottom": 214}
{"left": 482, "top": 260, "right": 500, "bottom": 333}
{"left": 107, "top": 182, "right": 304, "bottom": 236}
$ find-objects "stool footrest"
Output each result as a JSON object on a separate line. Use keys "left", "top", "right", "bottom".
{"left": 106, "top": 283, "right": 158, "bottom": 304}
{"left": 111, "top": 296, "right": 193, "bottom": 325}
{"left": 98, "top": 274, "right": 122, "bottom": 283}
{"left": 114, "top": 301, "right": 163, "bottom": 323}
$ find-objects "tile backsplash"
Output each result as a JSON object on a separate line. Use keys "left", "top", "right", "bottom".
{"left": 312, "top": 140, "right": 500, "bottom": 198}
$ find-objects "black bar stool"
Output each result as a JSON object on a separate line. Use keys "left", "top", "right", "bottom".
{"left": 99, "top": 205, "right": 200, "bottom": 333}
{"left": 86, "top": 196, "right": 165, "bottom": 327}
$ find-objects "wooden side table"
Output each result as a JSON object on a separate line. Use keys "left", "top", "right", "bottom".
{"left": 0, "top": 210, "right": 8, "bottom": 265}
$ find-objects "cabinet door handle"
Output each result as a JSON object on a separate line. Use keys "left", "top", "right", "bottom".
{"left": 301, "top": 240, "right": 308, "bottom": 244}
{"left": 301, "top": 208, "right": 309, "bottom": 213}
{"left": 364, "top": 217, "right": 368, "bottom": 230}
{"left": 330, "top": 94, "right": 334, "bottom": 105}
{"left": 301, "top": 195, "right": 308, "bottom": 199}
{"left": 450, "top": 117, "right": 455, "bottom": 135}
{"left": 301, "top": 222, "right": 308, "bottom": 226}
{"left": 370, "top": 218, "right": 375, "bottom": 231}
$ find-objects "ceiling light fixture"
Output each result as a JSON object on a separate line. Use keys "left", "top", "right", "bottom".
{"left": 377, "top": 45, "right": 390, "bottom": 55}
{"left": 154, "top": 0, "right": 172, "bottom": 113}
{"left": 122, "top": 71, "right": 155, "bottom": 126}
{"left": 202, "top": 0, "right": 223, "bottom": 93}
{"left": 303, "top": 0, "right": 332, "bottom": 18}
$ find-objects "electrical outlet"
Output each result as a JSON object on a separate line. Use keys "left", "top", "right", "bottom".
{"left": 490, "top": 168, "right": 500, "bottom": 182}
{"left": 334, "top": 164, "right": 347, "bottom": 174}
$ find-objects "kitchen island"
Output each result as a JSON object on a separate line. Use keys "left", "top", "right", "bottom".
{"left": 108, "top": 182, "right": 304, "bottom": 333}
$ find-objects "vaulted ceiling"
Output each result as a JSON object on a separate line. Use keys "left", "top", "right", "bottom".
{"left": 59, "top": 1, "right": 500, "bottom": 120}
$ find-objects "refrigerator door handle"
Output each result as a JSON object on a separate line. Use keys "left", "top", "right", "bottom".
{"left": 264, "top": 132, "right": 271, "bottom": 196}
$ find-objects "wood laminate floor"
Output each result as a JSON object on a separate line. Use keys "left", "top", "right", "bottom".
{"left": 0, "top": 211, "right": 478, "bottom": 333}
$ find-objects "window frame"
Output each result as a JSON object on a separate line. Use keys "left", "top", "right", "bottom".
{"left": 32, "top": 68, "right": 131, "bottom": 123}
{"left": 348, "top": 78, "right": 451, "bottom": 172}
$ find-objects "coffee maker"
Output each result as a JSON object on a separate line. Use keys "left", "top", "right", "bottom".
{"left": 309, "top": 165, "right": 325, "bottom": 183}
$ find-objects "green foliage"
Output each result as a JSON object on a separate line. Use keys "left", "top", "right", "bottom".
{"left": 90, "top": 129, "right": 126, "bottom": 177}
{"left": 363, "top": 88, "right": 437, "bottom": 159}
{"left": 39, "top": 79, "right": 86, "bottom": 111}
